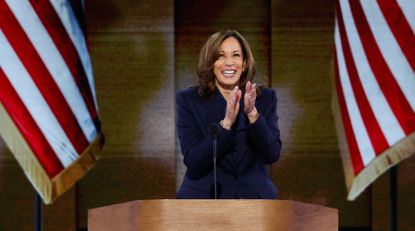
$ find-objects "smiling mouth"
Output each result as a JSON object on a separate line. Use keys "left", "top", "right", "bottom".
{"left": 222, "top": 70, "right": 236, "bottom": 77}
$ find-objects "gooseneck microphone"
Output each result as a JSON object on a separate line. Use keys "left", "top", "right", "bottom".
{"left": 209, "top": 123, "right": 220, "bottom": 199}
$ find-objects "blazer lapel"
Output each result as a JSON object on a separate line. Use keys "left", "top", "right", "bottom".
{"left": 205, "top": 89, "right": 226, "bottom": 126}
{"left": 198, "top": 89, "right": 249, "bottom": 168}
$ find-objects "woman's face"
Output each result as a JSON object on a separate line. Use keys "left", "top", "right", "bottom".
{"left": 213, "top": 37, "right": 245, "bottom": 90}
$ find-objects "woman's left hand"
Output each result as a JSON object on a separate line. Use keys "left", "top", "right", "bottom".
{"left": 244, "top": 81, "right": 259, "bottom": 124}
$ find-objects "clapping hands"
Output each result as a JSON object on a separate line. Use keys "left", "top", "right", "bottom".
{"left": 222, "top": 81, "right": 259, "bottom": 130}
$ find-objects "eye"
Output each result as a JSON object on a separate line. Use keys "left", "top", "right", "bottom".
{"left": 233, "top": 53, "right": 241, "bottom": 57}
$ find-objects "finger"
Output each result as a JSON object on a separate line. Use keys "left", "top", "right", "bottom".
{"left": 232, "top": 85, "right": 239, "bottom": 94}
{"left": 245, "top": 92, "right": 253, "bottom": 110}
{"left": 228, "top": 98, "right": 234, "bottom": 109}
{"left": 232, "top": 90, "right": 241, "bottom": 110}
{"left": 246, "top": 81, "right": 251, "bottom": 94}
{"left": 236, "top": 89, "right": 242, "bottom": 101}
{"left": 250, "top": 83, "right": 256, "bottom": 96}
{"left": 235, "top": 91, "right": 241, "bottom": 110}
{"left": 228, "top": 98, "right": 236, "bottom": 112}
{"left": 228, "top": 86, "right": 238, "bottom": 103}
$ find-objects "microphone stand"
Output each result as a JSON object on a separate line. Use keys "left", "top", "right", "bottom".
{"left": 213, "top": 134, "right": 217, "bottom": 199}
{"left": 209, "top": 123, "right": 219, "bottom": 199}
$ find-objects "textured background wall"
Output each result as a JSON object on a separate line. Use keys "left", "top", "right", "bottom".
{"left": 270, "top": 0, "right": 371, "bottom": 227}
{"left": 0, "top": 0, "right": 414, "bottom": 230}
{"left": 0, "top": 0, "right": 176, "bottom": 230}
{"left": 174, "top": 0, "right": 271, "bottom": 189}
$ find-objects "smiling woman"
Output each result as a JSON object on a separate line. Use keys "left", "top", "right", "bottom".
{"left": 196, "top": 30, "right": 256, "bottom": 99}
{"left": 213, "top": 37, "right": 245, "bottom": 92}
{"left": 176, "top": 29, "right": 282, "bottom": 199}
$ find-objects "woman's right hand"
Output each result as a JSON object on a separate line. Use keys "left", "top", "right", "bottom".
{"left": 222, "top": 86, "right": 241, "bottom": 130}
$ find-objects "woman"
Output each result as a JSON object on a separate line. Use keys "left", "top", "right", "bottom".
{"left": 176, "top": 30, "right": 282, "bottom": 199}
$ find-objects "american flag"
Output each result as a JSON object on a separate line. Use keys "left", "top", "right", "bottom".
{"left": 0, "top": 0, "right": 104, "bottom": 204}
{"left": 333, "top": 0, "right": 415, "bottom": 200}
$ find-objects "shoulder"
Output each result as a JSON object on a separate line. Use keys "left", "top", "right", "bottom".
{"left": 259, "top": 88, "right": 275, "bottom": 96}
{"left": 257, "top": 87, "right": 277, "bottom": 102}
{"left": 176, "top": 86, "right": 202, "bottom": 105}
{"left": 177, "top": 86, "right": 199, "bottom": 99}
{"left": 177, "top": 86, "right": 198, "bottom": 95}
{"left": 256, "top": 88, "right": 278, "bottom": 114}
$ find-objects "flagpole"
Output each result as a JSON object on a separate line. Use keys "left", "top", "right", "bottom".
{"left": 35, "top": 192, "right": 42, "bottom": 231}
{"left": 390, "top": 166, "right": 397, "bottom": 231}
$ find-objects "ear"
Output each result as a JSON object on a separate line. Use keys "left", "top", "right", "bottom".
{"left": 243, "top": 62, "right": 247, "bottom": 71}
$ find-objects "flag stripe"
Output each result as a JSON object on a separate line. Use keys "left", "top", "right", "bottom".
{"left": 359, "top": 0, "right": 415, "bottom": 113}
{"left": 5, "top": 0, "right": 98, "bottom": 143}
{"left": 30, "top": 0, "right": 100, "bottom": 132}
{"left": 0, "top": 0, "right": 105, "bottom": 204}
{"left": 396, "top": 0, "right": 415, "bottom": 34}
{"left": 334, "top": 44, "right": 364, "bottom": 174}
{"left": 349, "top": 0, "right": 415, "bottom": 135}
{"left": 0, "top": 1, "right": 89, "bottom": 155}
{"left": 0, "top": 69, "right": 64, "bottom": 177}
{"left": 339, "top": 0, "right": 405, "bottom": 146}
{"left": 49, "top": 0, "right": 98, "bottom": 109}
{"left": 336, "top": 3, "right": 389, "bottom": 156}
{"left": 334, "top": 19, "right": 375, "bottom": 166}
{"left": 0, "top": 30, "right": 78, "bottom": 167}
{"left": 379, "top": 0, "right": 415, "bottom": 71}
{"left": 335, "top": 0, "right": 415, "bottom": 201}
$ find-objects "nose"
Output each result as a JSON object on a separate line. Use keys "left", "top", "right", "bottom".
{"left": 224, "top": 57, "right": 234, "bottom": 66}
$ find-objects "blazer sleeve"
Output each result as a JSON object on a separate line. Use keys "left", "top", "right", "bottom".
{"left": 247, "top": 89, "right": 282, "bottom": 164}
{"left": 176, "top": 90, "right": 234, "bottom": 178}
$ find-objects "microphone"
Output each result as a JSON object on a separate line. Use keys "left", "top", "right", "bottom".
{"left": 209, "top": 123, "right": 220, "bottom": 199}
{"left": 209, "top": 123, "right": 220, "bottom": 139}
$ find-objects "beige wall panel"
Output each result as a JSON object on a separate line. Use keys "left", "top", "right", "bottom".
{"left": 1, "top": 1, "right": 414, "bottom": 230}
{"left": 272, "top": 0, "right": 415, "bottom": 230}
{"left": 396, "top": 156, "right": 415, "bottom": 230}
{"left": 0, "top": 156, "right": 36, "bottom": 231}
{"left": 271, "top": 0, "right": 371, "bottom": 228}
{"left": 78, "top": 0, "right": 176, "bottom": 228}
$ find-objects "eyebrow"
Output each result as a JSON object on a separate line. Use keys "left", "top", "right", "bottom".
{"left": 218, "top": 50, "right": 241, "bottom": 53}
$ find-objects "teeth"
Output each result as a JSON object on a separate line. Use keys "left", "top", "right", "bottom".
{"left": 222, "top": 70, "right": 236, "bottom": 74}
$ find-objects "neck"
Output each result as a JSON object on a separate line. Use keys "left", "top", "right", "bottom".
{"left": 216, "top": 84, "right": 234, "bottom": 101}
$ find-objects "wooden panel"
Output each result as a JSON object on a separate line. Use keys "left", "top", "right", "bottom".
{"left": 43, "top": 189, "right": 76, "bottom": 231}
{"left": 270, "top": 0, "right": 371, "bottom": 228}
{"left": 1, "top": 0, "right": 176, "bottom": 229}
{"left": 396, "top": 156, "right": 415, "bottom": 230}
{"left": 78, "top": 0, "right": 176, "bottom": 228}
{"left": 1, "top": 1, "right": 414, "bottom": 230}
{"left": 270, "top": 1, "right": 415, "bottom": 229}
{"left": 0, "top": 157, "right": 36, "bottom": 231}
{"left": 371, "top": 157, "right": 415, "bottom": 231}
{"left": 89, "top": 199, "right": 338, "bottom": 231}
{"left": 0, "top": 138, "right": 76, "bottom": 231}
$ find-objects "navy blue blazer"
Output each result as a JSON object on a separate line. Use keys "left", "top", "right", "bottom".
{"left": 176, "top": 86, "right": 282, "bottom": 199}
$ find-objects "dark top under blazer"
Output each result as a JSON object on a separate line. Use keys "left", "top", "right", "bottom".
{"left": 176, "top": 86, "right": 282, "bottom": 199}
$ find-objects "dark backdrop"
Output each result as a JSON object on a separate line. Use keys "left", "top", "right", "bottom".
{"left": 0, "top": 0, "right": 414, "bottom": 230}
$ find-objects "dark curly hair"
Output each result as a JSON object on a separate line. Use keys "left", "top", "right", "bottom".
{"left": 197, "top": 30, "right": 257, "bottom": 98}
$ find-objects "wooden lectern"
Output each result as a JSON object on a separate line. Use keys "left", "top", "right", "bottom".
{"left": 88, "top": 199, "right": 338, "bottom": 231}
